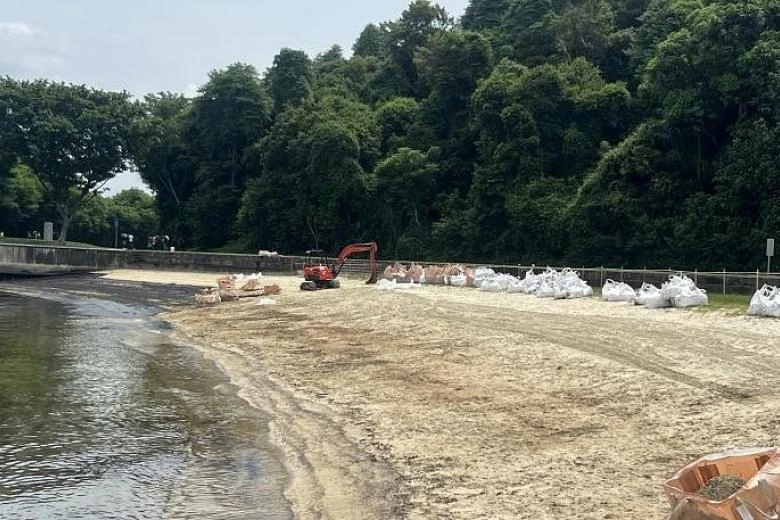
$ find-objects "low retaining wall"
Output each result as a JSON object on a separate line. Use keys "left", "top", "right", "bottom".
{"left": 0, "top": 244, "right": 299, "bottom": 275}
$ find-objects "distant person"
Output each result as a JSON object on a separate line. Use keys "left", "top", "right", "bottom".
{"left": 128, "top": 234, "right": 134, "bottom": 249}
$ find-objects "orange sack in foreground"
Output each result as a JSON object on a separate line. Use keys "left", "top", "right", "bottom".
{"left": 664, "top": 447, "right": 780, "bottom": 520}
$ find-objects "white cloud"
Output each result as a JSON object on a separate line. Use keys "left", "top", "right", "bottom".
{"left": 0, "top": 21, "right": 72, "bottom": 79}
{"left": 183, "top": 82, "right": 200, "bottom": 98}
{"left": 0, "top": 22, "right": 34, "bottom": 38}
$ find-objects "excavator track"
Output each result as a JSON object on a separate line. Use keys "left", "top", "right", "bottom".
{"left": 300, "top": 281, "right": 318, "bottom": 291}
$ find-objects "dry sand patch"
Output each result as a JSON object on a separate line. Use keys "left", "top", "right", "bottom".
{"left": 104, "top": 270, "right": 780, "bottom": 519}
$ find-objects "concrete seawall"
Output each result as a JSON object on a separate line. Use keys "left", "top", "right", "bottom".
{"left": 0, "top": 243, "right": 299, "bottom": 276}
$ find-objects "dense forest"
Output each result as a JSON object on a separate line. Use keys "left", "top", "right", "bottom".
{"left": 1, "top": 0, "right": 779, "bottom": 269}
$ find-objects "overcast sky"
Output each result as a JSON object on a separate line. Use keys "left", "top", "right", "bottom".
{"left": 1, "top": 0, "right": 470, "bottom": 193}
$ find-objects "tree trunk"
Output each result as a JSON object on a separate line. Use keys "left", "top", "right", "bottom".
{"left": 57, "top": 205, "right": 72, "bottom": 243}
{"left": 306, "top": 216, "right": 319, "bottom": 250}
{"left": 229, "top": 145, "right": 238, "bottom": 187}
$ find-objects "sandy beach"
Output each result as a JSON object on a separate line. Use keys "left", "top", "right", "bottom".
{"left": 102, "top": 269, "right": 780, "bottom": 519}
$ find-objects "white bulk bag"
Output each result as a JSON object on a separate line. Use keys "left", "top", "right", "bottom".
{"left": 602, "top": 279, "right": 637, "bottom": 302}
{"left": 450, "top": 274, "right": 468, "bottom": 287}
{"left": 635, "top": 283, "right": 669, "bottom": 308}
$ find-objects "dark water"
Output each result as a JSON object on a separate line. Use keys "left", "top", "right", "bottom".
{"left": 0, "top": 291, "right": 292, "bottom": 519}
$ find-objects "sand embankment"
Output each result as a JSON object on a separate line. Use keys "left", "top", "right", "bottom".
{"left": 103, "top": 269, "right": 780, "bottom": 519}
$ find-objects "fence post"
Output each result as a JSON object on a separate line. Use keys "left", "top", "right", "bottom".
{"left": 600, "top": 266, "right": 604, "bottom": 288}
{"left": 643, "top": 267, "right": 647, "bottom": 283}
{"left": 757, "top": 269, "right": 760, "bottom": 291}
{"left": 694, "top": 269, "right": 698, "bottom": 286}
{"left": 620, "top": 266, "right": 624, "bottom": 282}
{"left": 722, "top": 268, "right": 726, "bottom": 295}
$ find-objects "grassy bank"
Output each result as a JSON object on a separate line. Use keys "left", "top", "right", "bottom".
{"left": 702, "top": 293, "right": 752, "bottom": 314}
{"left": 592, "top": 287, "right": 751, "bottom": 314}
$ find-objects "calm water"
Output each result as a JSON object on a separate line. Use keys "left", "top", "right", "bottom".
{"left": 0, "top": 290, "right": 292, "bottom": 519}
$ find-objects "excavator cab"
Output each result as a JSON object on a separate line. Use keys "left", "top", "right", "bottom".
{"left": 301, "top": 250, "right": 340, "bottom": 291}
{"left": 300, "top": 242, "right": 378, "bottom": 291}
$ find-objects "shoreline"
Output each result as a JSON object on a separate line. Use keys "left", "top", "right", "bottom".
{"left": 95, "top": 269, "right": 780, "bottom": 518}
{"left": 166, "top": 326, "right": 407, "bottom": 519}
{"left": 152, "top": 276, "right": 408, "bottom": 519}
{"left": 0, "top": 272, "right": 296, "bottom": 518}
{"left": 95, "top": 269, "right": 405, "bottom": 518}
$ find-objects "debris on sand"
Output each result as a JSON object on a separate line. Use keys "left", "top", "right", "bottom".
{"left": 263, "top": 284, "right": 282, "bottom": 295}
{"left": 696, "top": 475, "right": 745, "bottom": 501}
{"left": 233, "top": 273, "right": 263, "bottom": 291}
{"left": 195, "top": 288, "right": 221, "bottom": 306}
{"left": 195, "top": 276, "right": 280, "bottom": 305}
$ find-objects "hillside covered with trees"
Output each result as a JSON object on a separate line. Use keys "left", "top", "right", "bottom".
{"left": 1, "top": 0, "right": 779, "bottom": 269}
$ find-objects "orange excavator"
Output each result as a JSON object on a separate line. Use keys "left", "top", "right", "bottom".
{"left": 300, "top": 241, "right": 378, "bottom": 291}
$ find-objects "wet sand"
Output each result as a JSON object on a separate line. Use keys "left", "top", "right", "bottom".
{"left": 104, "top": 269, "right": 780, "bottom": 519}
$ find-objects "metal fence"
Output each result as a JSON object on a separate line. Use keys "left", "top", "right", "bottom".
{"left": 319, "top": 256, "right": 780, "bottom": 296}
{"left": 511, "top": 266, "right": 780, "bottom": 296}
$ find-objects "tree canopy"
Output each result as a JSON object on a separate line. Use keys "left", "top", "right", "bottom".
{"left": 3, "top": 0, "right": 780, "bottom": 269}
{"left": 0, "top": 78, "right": 137, "bottom": 242}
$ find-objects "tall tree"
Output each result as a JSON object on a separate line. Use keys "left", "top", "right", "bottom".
{"left": 186, "top": 63, "right": 271, "bottom": 188}
{"left": 467, "top": 60, "right": 543, "bottom": 257}
{"left": 266, "top": 49, "right": 313, "bottom": 111}
{"left": 640, "top": 0, "right": 779, "bottom": 189}
{"left": 416, "top": 30, "right": 493, "bottom": 191}
{"left": 0, "top": 78, "right": 137, "bottom": 242}
{"left": 385, "top": 0, "right": 454, "bottom": 96}
{"left": 237, "top": 95, "right": 379, "bottom": 252}
{"left": 370, "top": 148, "right": 438, "bottom": 257}
{"left": 132, "top": 93, "right": 195, "bottom": 239}
{"left": 416, "top": 31, "right": 493, "bottom": 131}
{"left": 353, "top": 24, "right": 386, "bottom": 58}
{"left": 462, "top": 0, "right": 512, "bottom": 31}
{"left": 501, "top": 0, "right": 561, "bottom": 65}
{"left": 631, "top": 0, "right": 703, "bottom": 74}
{"left": 554, "top": 0, "right": 616, "bottom": 65}
{"left": 184, "top": 63, "right": 272, "bottom": 248}
{"left": 376, "top": 97, "right": 421, "bottom": 154}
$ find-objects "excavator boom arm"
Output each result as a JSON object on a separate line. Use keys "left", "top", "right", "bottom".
{"left": 332, "top": 242, "right": 378, "bottom": 284}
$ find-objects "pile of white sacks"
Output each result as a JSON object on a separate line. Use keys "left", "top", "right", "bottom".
{"left": 475, "top": 267, "right": 593, "bottom": 299}
{"left": 748, "top": 285, "right": 780, "bottom": 317}
{"left": 602, "top": 274, "right": 708, "bottom": 308}
{"left": 378, "top": 265, "right": 594, "bottom": 299}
